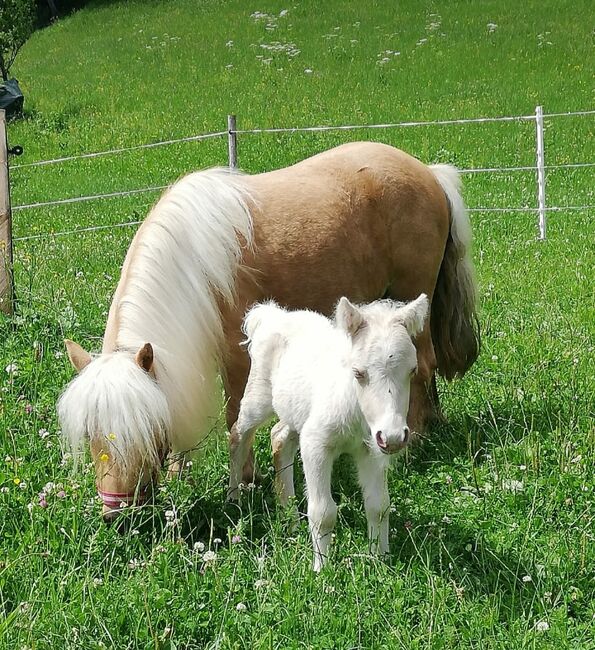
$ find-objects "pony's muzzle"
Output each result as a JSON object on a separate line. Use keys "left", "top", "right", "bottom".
{"left": 98, "top": 486, "right": 149, "bottom": 522}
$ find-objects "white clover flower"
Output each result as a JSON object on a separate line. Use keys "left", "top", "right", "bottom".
{"left": 254, "top": 579, "right": 269, "bottom": 589}
{"left": 193, "top": 541, "right": 205, "bottom": 552}
{"left": 202, "top": 550, "right": 217, "bottom": 562}
{"left": 93, "top": 577, "right": 103, "bottom": 587}
{"left": 5, "top": 363, "right": 18, "bottom": 376}
{"left": 38, "top": 429, "right": 50, "bottom": 439}
{"left": 502, "top": 479, "right": 524, "bottom": 493}
{"left": 522, "top": 575, "right": 532, "bottom": 583}
{"left": 235, "top": 602, "right": 247, "bottom": 612}
{"left": 535, "top": 620, "right": 549, "bottom": 632}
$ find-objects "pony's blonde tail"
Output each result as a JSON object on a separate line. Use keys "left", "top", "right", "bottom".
{"left": 429, "top": 164, "right": 480, "bottom": 380}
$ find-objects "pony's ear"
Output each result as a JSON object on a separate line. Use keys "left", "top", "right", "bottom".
{"left": 135, "top": 343, "right": 154, "bottom": 373}
{"left": 336, "top": 297, "right": 365, "bottom": 336}
{"left": 64, "top": 339, "right": 92, "bottom": 372}
{"left": 398, "top": 294, "right": 429, "bottom": 337}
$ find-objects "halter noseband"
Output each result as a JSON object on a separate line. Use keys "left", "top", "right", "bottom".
{"left": 97, "top": 485, "right": 149, "bottom": 509}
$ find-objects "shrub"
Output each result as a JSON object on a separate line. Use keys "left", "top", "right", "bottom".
{"left": 0, "top": 0, "right": 36, "bottom": 81}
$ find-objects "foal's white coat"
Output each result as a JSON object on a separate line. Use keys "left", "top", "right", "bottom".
{"left": 229, "top": 295, "right": 429, "bottom": 571}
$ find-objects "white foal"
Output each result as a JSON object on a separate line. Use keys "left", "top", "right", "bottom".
{"left": 229, "top": 294, "right": 429, "bottom": 571}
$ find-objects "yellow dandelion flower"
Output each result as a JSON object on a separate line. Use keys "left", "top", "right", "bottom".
{"left": 107, "top": 432, "right": 117, "bottom": 441}
{"left": 13, "top": 477, "right": 21, "bottom": 485}
{"left": 99, "top": 453, "right": 109, "bottom": 462}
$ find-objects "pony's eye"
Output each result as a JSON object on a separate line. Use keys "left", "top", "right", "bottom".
{"left": 410, "top": 366, "right": 418, "bottom": 377}
{"left": 353, "top": 368, "right": 367, "bottom": 382}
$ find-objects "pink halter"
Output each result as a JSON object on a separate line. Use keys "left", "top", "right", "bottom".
{"left": 97, "top": 486, "right": 149, "bottom": 509}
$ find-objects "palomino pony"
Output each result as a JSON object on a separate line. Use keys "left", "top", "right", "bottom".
{"left": 229, "top": 295, "right": 429, "bottom": 570}
{"left": 57, "top": 141, "right": 479, "bottom": 520}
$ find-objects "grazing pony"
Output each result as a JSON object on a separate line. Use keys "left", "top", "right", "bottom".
{"left": 229, "top": 295, "right": 429, "bottom": 570}
{"left": 57, "top": 141, "right": 479, "bottom": 521}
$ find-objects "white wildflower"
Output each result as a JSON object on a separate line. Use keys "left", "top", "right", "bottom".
{"left": 522, "top": 575, "right": 532, "bottom": 583}
{"left": 502, "top": 479, "right": 524, "bottom": 493}
{"left": 5, "top": 363, "right": 18, "bottom": 376}
{"left": 235, "top": 602, "right": 247, "bottom": 612}
{"left": 193, "top": 541, "right": 205, "bottom": 553}
{"left": 535, "top": 620, "right": 549, "bottom": 632}
{"left": 202, "top": 550, "right": 217, "bottom": 562}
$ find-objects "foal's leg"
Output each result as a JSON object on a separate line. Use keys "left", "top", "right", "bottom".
{"left": 227, "top": 380, "right": 273, "bottom": 501}
{"left": 301, "top": 435, "right": 336, "bottom": 572}
{"left": 223, "top": 344, "right": 260, "bottom": 484}
{"left": 270, "top": 422, "right": 299, "bottom": 506}
{"left": 355, "top": 451, "right": 390, "bottom": 557}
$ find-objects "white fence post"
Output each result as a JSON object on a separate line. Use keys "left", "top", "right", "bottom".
{"left": 535, "top": 105, "right": 547, "bottom": 240}
{"left": 227, "top": 114, "right": 237, "bottom": 170}
{"left": 0, "top": 109, "right": 14, "bottom": 315}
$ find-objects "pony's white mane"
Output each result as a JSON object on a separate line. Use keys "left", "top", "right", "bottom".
{"left": 59, "top": 168, "right": 253, "bottom": 462}
{"left": 57, "top": 352, "right": 170, "bottom": 469}
{"left": 116, "top": 168, "right": 252, "bottom": 451}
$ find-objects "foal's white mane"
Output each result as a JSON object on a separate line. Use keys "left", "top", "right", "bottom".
{"left": 58, "top": 169, "right": 253, "bottom": 464}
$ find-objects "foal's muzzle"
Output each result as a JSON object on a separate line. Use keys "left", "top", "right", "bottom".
{"left": 376, "top": 426, "right": 409, "bottom": 454}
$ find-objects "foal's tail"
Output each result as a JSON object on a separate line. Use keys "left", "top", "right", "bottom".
{"left": 242, "top": 301, "right": 283, "bottom": 346}
{"left": 429, "top": 165, "right": 480, "bottom": 380}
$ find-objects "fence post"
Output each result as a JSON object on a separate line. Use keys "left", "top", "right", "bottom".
{"left": 0, "top": 109, "right": 14, "bottom": 315}
{"left": 535, "top": 105, "right": 547, "bottom": 240}
{"left": 227, "top": 114, "right": 237, "bottom": 170}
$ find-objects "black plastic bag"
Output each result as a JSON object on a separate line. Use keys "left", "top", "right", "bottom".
{"left": 0, "top": 79, "right": 24, "bottom": 117}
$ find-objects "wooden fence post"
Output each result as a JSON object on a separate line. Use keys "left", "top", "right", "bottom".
{"left": 0, "top": 109, "right": 14, "bottom": 315}
{"left": 228, "top": 114, "right": 238, "bottom": 170}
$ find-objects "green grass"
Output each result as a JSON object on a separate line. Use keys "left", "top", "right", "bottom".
{"left": 1, "top": 1, "right": 594, "bottom": 648}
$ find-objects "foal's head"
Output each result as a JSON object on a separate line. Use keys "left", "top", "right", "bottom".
{"left": 57, "top": 341, "right": 170, "bottom": 521}
{"left": 335, "top": 294, "right": 429, "bottom": 454}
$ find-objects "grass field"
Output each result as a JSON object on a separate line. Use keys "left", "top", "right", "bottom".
{"left": 1, "top": 1, "right": 594, "bottom": 648}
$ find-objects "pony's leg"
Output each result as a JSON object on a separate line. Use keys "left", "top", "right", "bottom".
{"left": 166, "top": 452, "right": 185, "bottom": 481}
{"left": 270, "top": 422, "right": 299, "bottom": 506}
{"left": 355, "top": 451, "right": 390, "bottom": 557}
{"left": 301, "top": 437, "right": 336, "bottom": 572}
{"left": 407, "top": 324, "right": 439, "bottom": 436}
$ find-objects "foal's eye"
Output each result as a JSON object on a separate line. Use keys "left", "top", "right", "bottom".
{"left": 410, "top": 366, "right": 418, "bottom": 377}
{"left": 353, "top": 368, "right": 367, "bottom": 382}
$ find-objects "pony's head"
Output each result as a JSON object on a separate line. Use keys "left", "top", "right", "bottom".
{"left": 336, "top": 294, "right": 429, "bottom": 454}
{"left": 57, "top": 341, "right": 171, "bottom": 521}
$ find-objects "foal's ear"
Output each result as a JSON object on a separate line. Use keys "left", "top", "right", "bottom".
{"left": 135, "top": 343, "right": 154, "bottom": 373}
{"left": 398, "top": 294, "right": 429, "bottom": 337}
{"left": 336, "top": 297, "right": 365, "bottom": 336}
{"left": 64, "top": 339, "right": 92, "bottom": 373}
